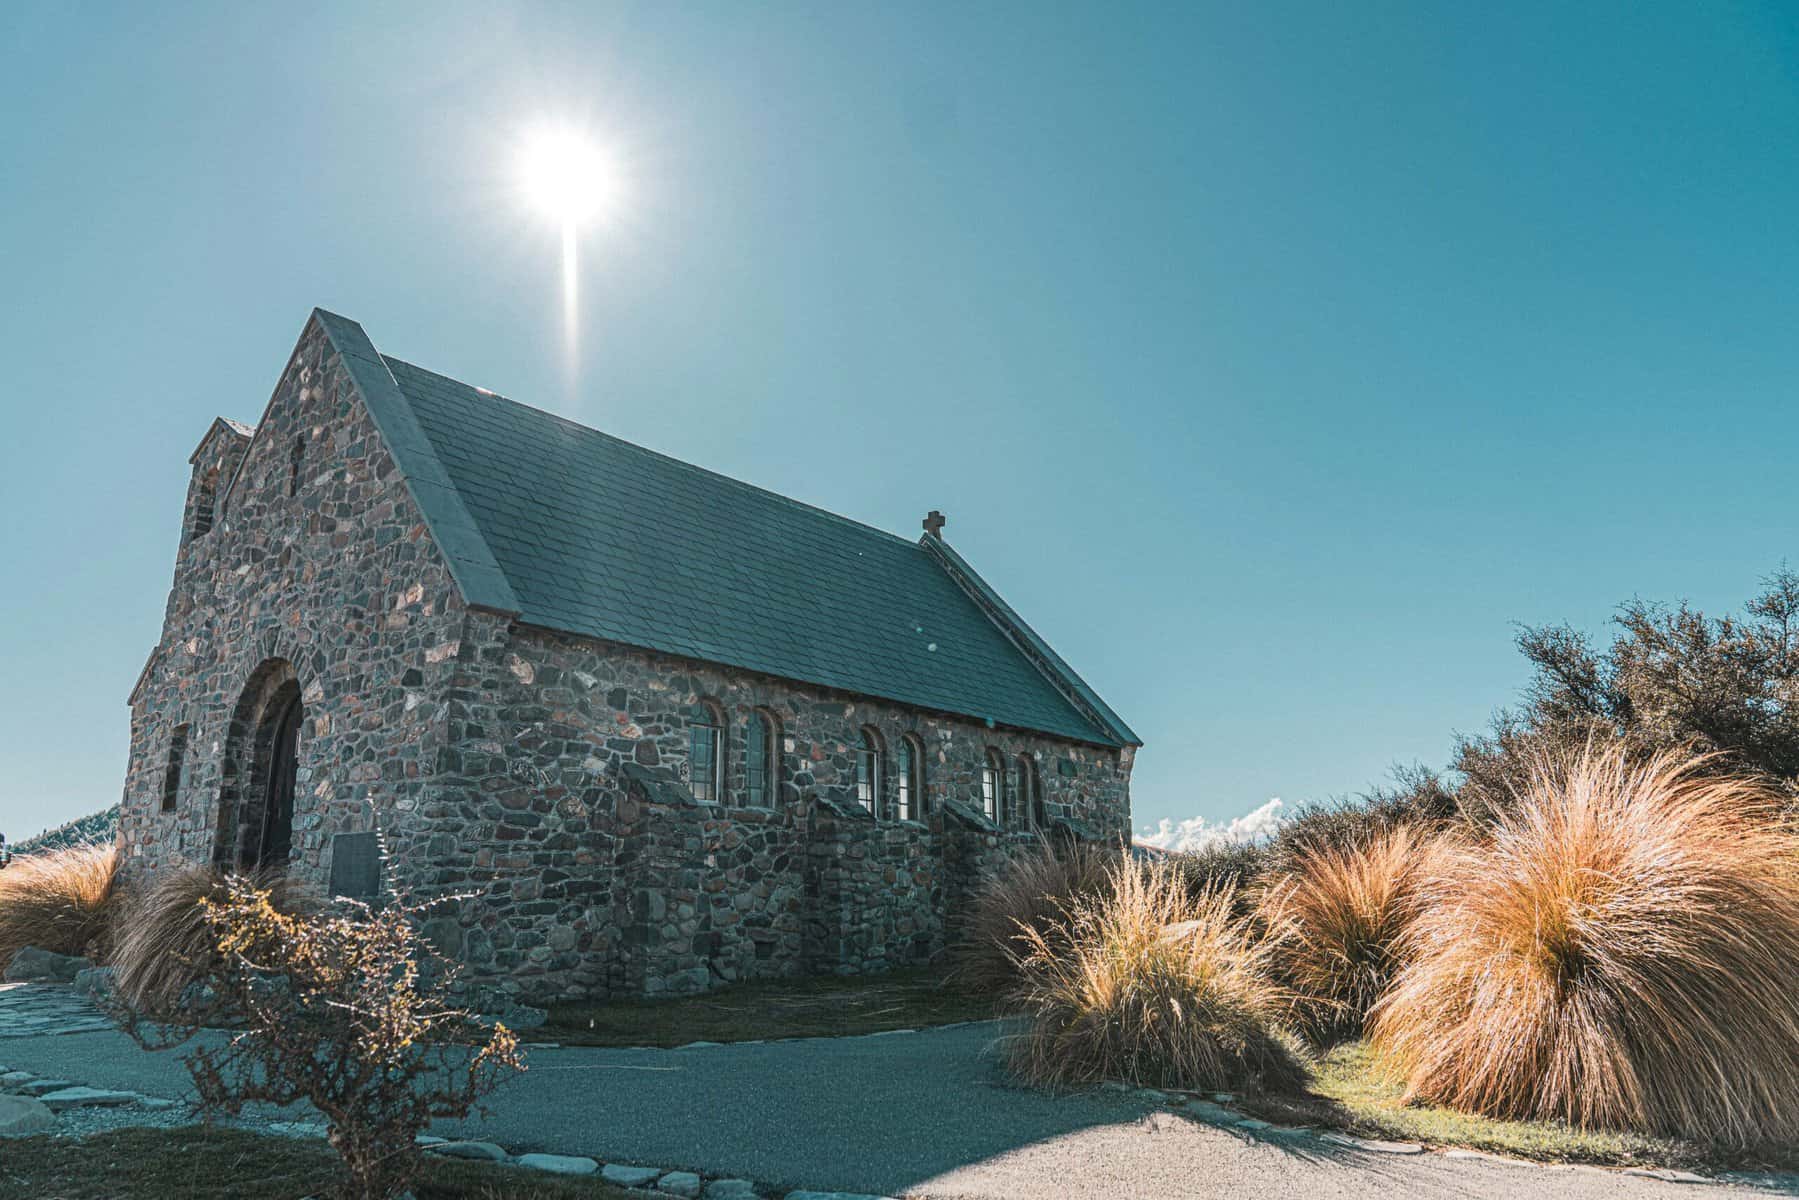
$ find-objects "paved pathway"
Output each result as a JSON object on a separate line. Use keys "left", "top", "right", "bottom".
{"left": 0, "top": 983, "right": 1790, "bottom": 1199}
{"left": 0, "top": 982, "right": 117, "bottom": 1038}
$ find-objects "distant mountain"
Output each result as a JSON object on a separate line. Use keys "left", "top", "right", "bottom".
{"left": 14, "top": 806, "right": 119, "bottom": 854}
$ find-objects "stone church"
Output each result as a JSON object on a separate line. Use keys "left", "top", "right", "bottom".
{"left": 120, "top": 310, "right": 1139, "bottom": 1004}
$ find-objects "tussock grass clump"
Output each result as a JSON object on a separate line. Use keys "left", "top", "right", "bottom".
{"left": 1370, "top": 745, "right": 1799, "bottom": 1148}
{"left": 1004, "top": 858, "right": 1302, "bottom": 1093}
{"left": 0, "top": 841, "right": 121, "bottom": 966}
{"left": 110, "top": 864, "right": 230, "bottom": 1012}
{"left": 1260, "top": 823, "right": 1432, "bottom": 1045}
{"left": 950, "top": 837, "right": 1119, "bottom": 994}
{"left": 111, "top": 863, "right": 317, "bottom": 1014}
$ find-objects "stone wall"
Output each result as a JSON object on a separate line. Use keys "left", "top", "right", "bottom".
{"left": 802, "top": 798, "right": 939, "bottom": 976}
{"left": 120, "top": 316, "right": 469, "bottom": 881}
{"left": 615, "top": 777, "right": 805, "bottom": 997}
{"left": 122, "top": 314, "right": 1136, "bottom": 1006}
{"left": 411, "top": 622, "right": 1132, "bottom": 1004}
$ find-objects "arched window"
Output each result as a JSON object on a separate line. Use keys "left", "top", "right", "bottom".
{"left": 895, "top": 734, "right": 926, "bottom": 821}
{"left": 856, "top": 728, "right": 883, "bottom": 817}
{"left": 745, "top": 709, "right": 778, "bottom": 808}
{"left": 688, "top": 702, "right": 724, "bottom": 803}
{"left": 1017, "top": 754, "right": 1045, "bottom": 830}
{"left": 982, "top": 749, "right": 1004, "bottom": 824}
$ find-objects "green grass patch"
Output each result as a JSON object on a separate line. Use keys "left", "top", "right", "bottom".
{"left": 0, "top": 1126, "right": 637, "bottom": 1200}
{"left": 542, "top": 967, "right": 993, "bottom": 1047}
{"left": 1241, "top": 1041, "right": 1695, "bottom": 1168}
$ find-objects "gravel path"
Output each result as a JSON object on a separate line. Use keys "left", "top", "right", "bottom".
{"left": 0, "top": 984, "right": 1791, "bottom": 1198}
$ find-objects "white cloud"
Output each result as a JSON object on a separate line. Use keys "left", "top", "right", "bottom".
{"left": 1135, "top": 798, "right": 1288, "bottom": 853}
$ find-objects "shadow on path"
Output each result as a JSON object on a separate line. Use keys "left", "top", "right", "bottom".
{"left": 0, "top": 994, "right": 1772, "bottom": 1200}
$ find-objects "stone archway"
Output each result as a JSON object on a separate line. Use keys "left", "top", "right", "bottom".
{"left": 215, "top": 658, "right": 305, "bottom": 874}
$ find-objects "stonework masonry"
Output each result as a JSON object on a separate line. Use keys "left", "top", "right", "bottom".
{"left": 120, "top": 311, "right": 1135, "bottom": 1005}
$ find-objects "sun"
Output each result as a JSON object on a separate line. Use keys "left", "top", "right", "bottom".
{"left": 518, "top": 126, "right": 621, "bottom": 227}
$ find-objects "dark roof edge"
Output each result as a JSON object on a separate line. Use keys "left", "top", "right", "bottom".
{"left": 127, "top": 646, "right": 158, "bottom": 707}
{"left": 311, "top": 310, "right": 522, "bottom": 618}
{"left": 921, "top": 536, "right": 1141, "bottom": 747}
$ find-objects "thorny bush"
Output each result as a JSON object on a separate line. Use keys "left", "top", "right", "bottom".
{"left": 122, "top": 867, "right": 522, "bottom": 1200}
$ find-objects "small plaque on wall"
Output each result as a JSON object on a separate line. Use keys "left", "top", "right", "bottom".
{"left": 329, "top": 832, "right": 381, "bottom": 900}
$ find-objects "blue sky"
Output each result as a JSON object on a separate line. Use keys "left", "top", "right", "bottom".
{"left": 3, "top": 2, "right": 1798, "bottom": 841}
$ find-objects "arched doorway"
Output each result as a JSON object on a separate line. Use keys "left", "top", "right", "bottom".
{"left": 216, "top": 659, "right": 305, "bottom": 874}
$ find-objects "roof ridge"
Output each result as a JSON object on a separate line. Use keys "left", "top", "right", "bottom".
{"left": 379, "top": 355, "right": 922, "bottom": 553}
{"left": 923, "top": 536, "right": 1141, "bottom": 747}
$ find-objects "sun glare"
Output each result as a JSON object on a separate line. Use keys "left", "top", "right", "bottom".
{"left": 517, "top": 124, "right": 625, "bottom": 383}
{"left": 519, "top": 127, "right": 620, "bottom": 227}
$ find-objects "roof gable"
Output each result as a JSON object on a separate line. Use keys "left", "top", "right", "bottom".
{"left": 187, "top": 416, "right": 254, "bottom": 465}
{"left": 313, "top": 310, "right": 520, "bottom": 616}
{"left": 318, "top": 311, "right": 1130, "bottom": 747}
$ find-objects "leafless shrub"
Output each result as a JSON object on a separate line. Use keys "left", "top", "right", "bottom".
{"left": 109, "top": 862, "right": 317, "bottom": 1013}
{"left": 123, "top": 857, "right": 522, "bottom": 1200}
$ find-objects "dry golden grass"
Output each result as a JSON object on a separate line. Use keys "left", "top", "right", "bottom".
{"left": 110, "top": 862, "right": 317, "bottom": 1013}
{"left": 1260, "top": 823, "right": 1432, "bottom": 1045}
{"left": 1370, "top": 744, "right": 1799, "bottom": 1149}
{"left": 1003, "top": 857, "right": 1302, "bottom": 1093}
{"left": 949, "top": 836, "right": 1119, "bottom": 994}
{"left": 0, "top": 841, "right": 120, "bottom": 967}
{"left": 109, "top": 863, "right": 228, "bottom": 1012}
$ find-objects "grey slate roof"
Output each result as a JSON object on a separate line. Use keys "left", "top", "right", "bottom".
{"left": 314, "top": 310, "right": 1134, "bottom": 748}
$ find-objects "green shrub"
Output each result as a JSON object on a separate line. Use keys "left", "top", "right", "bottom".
{"left": 1164, "top": 840, "right": 1269, "bottom": 913}
{"left": 1272, "top": 765, "right": 1458, "bottom": 861}
{"left": 1454, "top": 567, "right": 1799, "bottom": 819}
{"left": 15, "top": 806, "right": 120, "bottom": 855}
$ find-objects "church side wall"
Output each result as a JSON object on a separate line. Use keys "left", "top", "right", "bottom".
{"left": 416, "top": 621, "right": 1134, "bottom": 1005}
{"left": 119, "top": 319, "right": 468, "bottom": 884}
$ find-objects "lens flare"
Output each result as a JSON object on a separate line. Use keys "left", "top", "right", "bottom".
{"left": 518, "top": 125, "right": 622, "bottom": 386}
{"left": 519, "top": 127, "right": 620, "bottom": 226}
